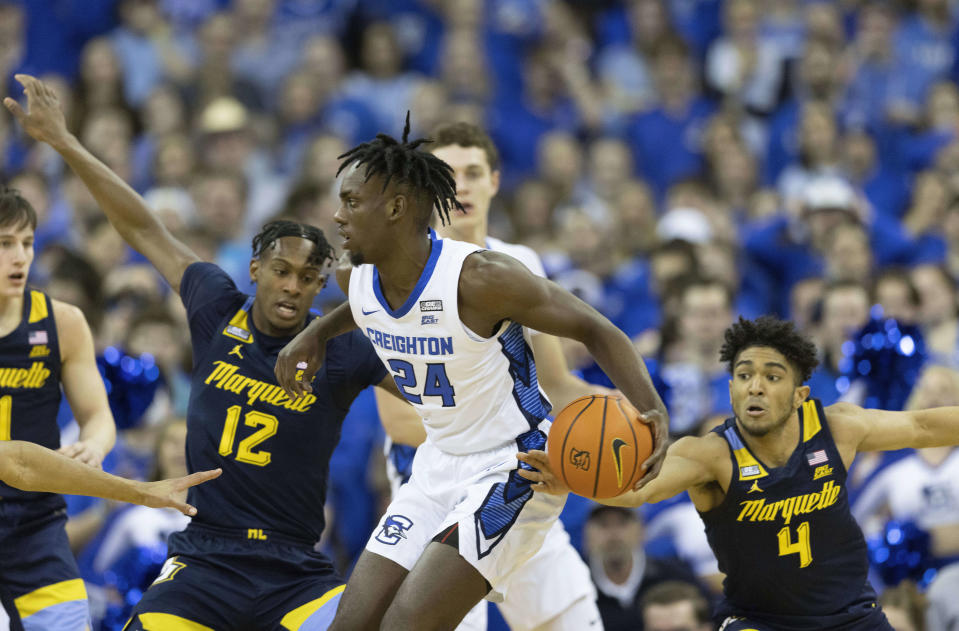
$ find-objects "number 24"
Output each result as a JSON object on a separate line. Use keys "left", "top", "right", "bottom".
{"left": 388, "top": 360, "right": 455, "bottom": 407}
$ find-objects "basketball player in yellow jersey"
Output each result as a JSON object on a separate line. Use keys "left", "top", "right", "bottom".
{"left": 517, "top": 316, "right": 959, "bottom": 630}
{"left": 371, "top": 122, "right": 612, "bottom": 631}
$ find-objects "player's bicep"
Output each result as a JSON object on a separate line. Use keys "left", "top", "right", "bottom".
{"left": 56, "top": 304, "right": 110, "bottom": 423}
{"left": 464, "top": 253, "right": 604, "bottom": 341}
{"left": 829, "top": 402, "right": 918, "bottom": 454}
{"left": 127, "top": 224, "right": 201, "bottom": 294}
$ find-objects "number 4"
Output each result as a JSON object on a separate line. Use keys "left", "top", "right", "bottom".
{"left": 778, "top": 521, "right": 812, "bottom": 568}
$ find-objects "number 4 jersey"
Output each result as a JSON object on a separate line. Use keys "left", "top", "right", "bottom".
{"left": 350, "top": 237, "right": 552, "bottom": 455}
{"left": 179, "top": 263, "right": 386, "bottom": 544}
{"left": 702, "top": 399, "right": 887, "bottom": 630}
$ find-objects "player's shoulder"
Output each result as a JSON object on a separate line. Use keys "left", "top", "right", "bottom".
{"left": 461, "top": 248, "right": 534, "bottom": 282}
{"left": 50, "top": 298, "right": 89, "bottom": 331}
{"left": 823, "top": 401, "right": 870, "bottom": 447}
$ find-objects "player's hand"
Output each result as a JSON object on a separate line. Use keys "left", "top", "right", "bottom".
{"left": 3, "top": 74, "right": 72, "bottom": 148}
{"left": 58, "top": 441, "right": 105, "bottom": 468}
{"left": 137, "top": 469, "right": 222, "bottom": 516}
{"left": 633, "top": 408, "right": 668, "bottom": 491}
{"left": 275, "top": 317, "right": 327, "bottom": 399}
{"left": 516, "top": 449, "right": 570, "bottom": 496}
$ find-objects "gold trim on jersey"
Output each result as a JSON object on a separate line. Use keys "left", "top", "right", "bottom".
{"left": 28, "top": 290, "right": 48, "bottom": 324}
{"left": 801, "top": 400, "right": 821, "bottom": 442}
{"left": 724, "top": 427, "right": 768, "bottom": 481}
{"left": 223, "top": 298, "right": 254, "bottom": 343}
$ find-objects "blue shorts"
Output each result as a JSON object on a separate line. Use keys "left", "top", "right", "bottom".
{"left": 0, "top": 496, "right": 89, "bottom": 631}
{"left": 124, "top": 525, "right": 344, "bottom": 631}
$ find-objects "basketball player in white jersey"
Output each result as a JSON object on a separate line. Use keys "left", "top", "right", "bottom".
{"left": 275, "top": 116, "right": 668, "bottom": 630}
{"left": 371, "top": 122, "right": 609, "bottom": 631}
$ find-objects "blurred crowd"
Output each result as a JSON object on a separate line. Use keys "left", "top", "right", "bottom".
{"left": 5, "top": 0, "right": 959, "bottom": 629}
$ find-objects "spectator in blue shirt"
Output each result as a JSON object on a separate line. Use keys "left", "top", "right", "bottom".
{"left": 628, "top": 36, "right": 716, "bottom": 200}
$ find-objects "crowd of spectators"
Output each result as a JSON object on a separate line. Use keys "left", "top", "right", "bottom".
{"left": 4, "top": 0, "right": 959, "bottom": 629}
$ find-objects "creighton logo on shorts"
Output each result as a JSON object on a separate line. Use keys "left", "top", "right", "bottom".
{"left": 376, "top": 515, "right": 413, "bottom": 545}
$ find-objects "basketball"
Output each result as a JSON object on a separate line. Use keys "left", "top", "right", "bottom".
{"left": 546, "top": 394, "right": 654, "bottom": 499}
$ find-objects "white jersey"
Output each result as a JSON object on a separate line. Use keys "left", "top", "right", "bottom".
{"left": 351, "top": 237, "right": 552, "bottom": 454}
{"left": 485, "top": 236, "right": 547, "bottom": 278}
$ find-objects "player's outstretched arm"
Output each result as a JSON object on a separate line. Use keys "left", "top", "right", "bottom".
{"left": 460, "top": 250, "right": 669, "bottom": 484}
{"left": 0, "top": 441, "right": 221, "bottom": 516}
{"left": 518, "top": 436, "right": 717, "bottom": 507}
{"left": 830, "top": 401, "right": 959, "bottom": 456}
{"left": 55, "top": 300, "right": 115, "bottom": 467}
{"left": 3, "top": 74, "right": 200, "bottom": 292}
{"left": 275, "top": 300, "right": 358, "bottom": 397}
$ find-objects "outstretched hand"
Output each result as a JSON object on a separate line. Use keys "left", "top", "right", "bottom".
{"left": 137, "top": 469, "right": 222, "bottom": 516}
{"left": 516, "top": 449, "right": 570, "bottom": 495}
{"left": 634, "top": 408, "right": 668, "bottom": 490}
{"left": 3, "top": 74, "right": 71, "bottom": 148}
{"left": 275, "top": 318, "right": 326, "bottom": 399}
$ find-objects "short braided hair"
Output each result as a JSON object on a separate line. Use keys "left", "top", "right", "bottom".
{"left": 336, "top": 112, "right": 462, "bottom": 226}
{"left": 251, "top": 220, "right": 334, "bottom": 268}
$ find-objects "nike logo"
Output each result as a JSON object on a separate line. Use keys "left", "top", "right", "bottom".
{"left": 611, "top": 438, "right": 628, "bottom": 487}
{"left": 361, "top": 308, "right": 380, "bottom": 316}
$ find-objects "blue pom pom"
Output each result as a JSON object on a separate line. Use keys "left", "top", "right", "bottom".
{"left": 839, "top": 317, "right": 926, "bottom": 411}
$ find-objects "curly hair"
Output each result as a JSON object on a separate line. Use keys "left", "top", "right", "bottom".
{"left": 719, "top": 316, "right": 819, "bottom": 384}
{"left": 336, "top": 112, "right": 462, "bottom": 227}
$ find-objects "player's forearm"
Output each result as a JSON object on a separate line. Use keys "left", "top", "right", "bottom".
{"left": 50, "top": 134, "right": 165, "bottom": 243}
{"left": 584, "top": 323, "right": 666, "bottom": 418}
{"left": 1, "top": 441, "right": 145, "bottom": 503}
{"left": 545, "top": 373, "right": 608, "bottom": 412}
{"left": 911, "top": 406, "right": 959, "bottom": 447}
{"left": 312, "top": 301, "right": 358, "bottom": 340}
{"left": 76, "top": 410, "right": 117, "bottom": 455}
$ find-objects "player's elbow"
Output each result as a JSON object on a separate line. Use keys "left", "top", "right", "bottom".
{"left": 0, "top": 442, "right": 33, "bottom": 491}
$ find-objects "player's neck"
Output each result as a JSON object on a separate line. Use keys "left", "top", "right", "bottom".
{"left": 376, "top": 232, "right": 434, "bottom": 309}
{"left": 738, "top": 413, "right": 800, "bottom": 468}
{"left": 0, "top": 293, "right": 24, "bottom": 337}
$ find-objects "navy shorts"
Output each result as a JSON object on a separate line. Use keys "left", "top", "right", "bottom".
{"left": 718, "top": 602, "right": 894, "bottom": 631}
{"left": 124, "top": 525, "right": 344, "bottom": 631}
{"left": 0, "top": 496, "right": 89, "bottom": 631}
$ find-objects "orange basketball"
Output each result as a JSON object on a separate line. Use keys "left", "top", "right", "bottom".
{"left": 546, "top": 394, "right": 654, "bottom": 499}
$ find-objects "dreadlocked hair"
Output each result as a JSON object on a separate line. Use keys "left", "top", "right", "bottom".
{"left": 719, "top": 316, "right": 819, "bottom": 384}
{"left": 336, "top": 112, "right": 462, "bottom": 226}
{"left": 251, "top": 220, "right": 334, "bottom": 267}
